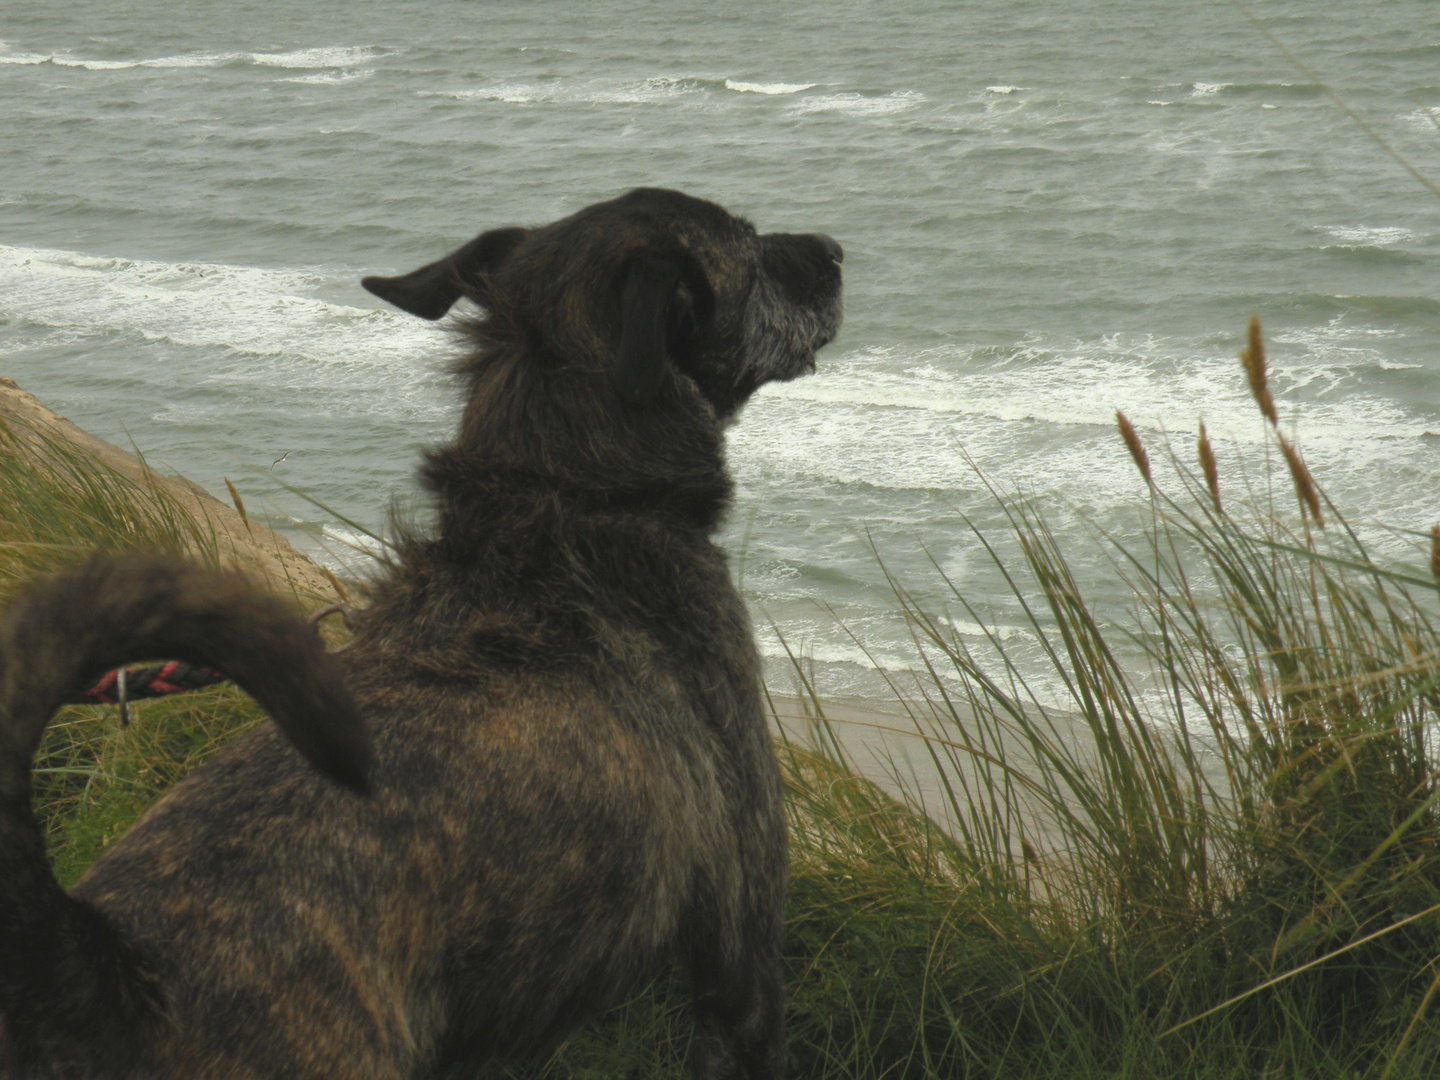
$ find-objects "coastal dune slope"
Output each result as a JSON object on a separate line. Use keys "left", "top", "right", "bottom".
{"left": 0, "top": 375, "right": 341, "bottom": 603}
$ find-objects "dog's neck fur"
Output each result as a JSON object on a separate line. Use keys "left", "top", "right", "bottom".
{"left": 421, "top": 320, "right": 737, "bottom": 555}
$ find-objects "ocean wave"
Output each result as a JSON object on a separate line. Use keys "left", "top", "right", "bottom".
{"left": 1319, "top": 225, "right": 1419, "bottom": 246}
{"left": 1400, "top": 107, "right": 1440, "bottom": 132}
{"left": 318, "top": 525, "right": 391, "bottom": 557}
{"left": 248, "top": 46, "right": 376, "bottom": 69}
{"left": 753, "top": 631, "right": 915, "bottom": 675}
{"left": 421, "top": 76, "right": 920, "bottom": 112}
{"left": 725, "top": 79, "right": 815, "bottom": 95}
{"left": 0, "top": 43, "right": 376, "bottom": 72}
{"left": 788, "top": 90, "right": 924, "bottom": 117}
{"left": 0, "top": 243, "right": 445, "bottom": 371}
{"left": 0, "top": 40, "right": 55, "bottom": 65}
{"left": 422, "top": 83, "right": 551, "bottom": 104}
{"left": 728, "top": 327, "right": 1432, "bottom": 499}
{"left": 1180, "top": 80, "right": 1318, "bottom": 102}
{"left": 279, "top": 69, "right": 374, "bottom": 85}
{"left": 424, "top": 76, "right": 704, "bottom": 106}
{"left": 983, "top": 85, "right": 1028, "bottom": 95}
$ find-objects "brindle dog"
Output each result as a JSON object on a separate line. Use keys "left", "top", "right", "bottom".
{"left": 0, "top": 189, "right": 842, "bottom": 1080}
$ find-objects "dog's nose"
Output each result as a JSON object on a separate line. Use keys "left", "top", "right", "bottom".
{"left": 814, "top": 233, "right": 844, "bottom": 265}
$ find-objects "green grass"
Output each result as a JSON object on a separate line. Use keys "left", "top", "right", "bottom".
{"left": 34, "top": 686, "right": 270, "bottom": 888}
{"left": 0, "top": 411, "right": 268, "bottom": 886}
{"left": 11, "top": 341, "right": 1440, "bottom": 1076}
{"left": 0, "top": 412, "right": 221, "bottom": 604}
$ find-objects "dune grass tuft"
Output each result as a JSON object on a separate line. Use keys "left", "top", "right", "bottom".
{"left": 0, "top": 413, "right": 221, "bottom": 603}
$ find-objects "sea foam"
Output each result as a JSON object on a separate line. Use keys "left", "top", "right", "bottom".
{"left": 725, "top": 79, "right": 815, "bottom": 95}
{"left": 424, "top": 76, "right": 708, "bottom": 106}
{"left": 0, "top": 244, "right": 442, "bottom": 372}
{"left": 1320, "top": 225, "right": 1419, "bottom": 247}
{"left": 0, "top": 43, "right": 377, "bottom": 72}
{"left": 732, "top": 331, "right": 1421, "bottom": 501}
{"left": 788, "top": 90, "right": 924, "bottom": 117}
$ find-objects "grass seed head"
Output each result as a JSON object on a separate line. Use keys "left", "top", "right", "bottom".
{"left": 224, "top": 476, "right": 253, "bottom": 536}
{"left": 320, "top": 564, "right": 351, "bottom": 604}
{"left": 1240, "top": 315, "right": 1279, "bottom": 426}
{"left": 1278, "top": 435, "right": 1323, "bottom": 527}
{"left": 1431, "top": 525, "right": 1440, "bottom": 580}
{"left": 1116, "top": 410, "right": 1152, "bottom": 488}
{"left": 1198, "top": 422, "right": 1221, "bottom": 509}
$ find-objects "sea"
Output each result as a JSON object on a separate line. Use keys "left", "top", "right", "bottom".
{"left": 3, "top": 0, "right": 1440, "bottom": 706}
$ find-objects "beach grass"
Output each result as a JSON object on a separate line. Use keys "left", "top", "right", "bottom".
{"left": 513, "top": 321, "right": 1440, "bottom": 1078}
{"left": 0, "top": 412, "right": 221, "bottom": 603}
{"left": 11, "top": 320, "right": 1440, "bottom": 1075}
{"left": 0, "top": 411, "right": 269, "bottom": 886}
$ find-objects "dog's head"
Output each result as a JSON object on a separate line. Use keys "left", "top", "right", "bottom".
{"left": 362, "top": 188, "right": 842, "bottom": 419}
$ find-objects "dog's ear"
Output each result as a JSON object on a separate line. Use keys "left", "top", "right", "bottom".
{"left": 613, "top": 251, "right": 714, "bottom": 408}
{"left": 614, "top": 253, "right": 680, "bottom": 408}
{"left": 362, "top": 226, "right": 530, "bottom": 320}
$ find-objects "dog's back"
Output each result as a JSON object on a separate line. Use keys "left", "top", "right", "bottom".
{"left": 0, "top": 188, "right": 841, "bottom": 1079}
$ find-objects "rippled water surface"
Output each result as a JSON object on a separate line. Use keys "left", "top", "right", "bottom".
{"left": 3, "top": 1, "right": 1439, "bottom": 698}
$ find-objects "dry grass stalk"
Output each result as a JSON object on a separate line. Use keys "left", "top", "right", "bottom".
{"left": 1278, "top": 435, "right": 1324, "bottom": 526}
{"left": 223, "top": 477, "right": 253, "bottom": 536}
{"left": 1431, "top": 525, "right": 1440, "bottom": 581}
{"left": 1240, "top": 314, "right": 1279, "bottom": 426}
{"left": 320, "top": 565, "right": 351, "bottom": 604}
{"left": 1198, "top": 422, "right": 1221, "bottom": 509}
{"left": 1116, "top": 410, "right": 1153, "bottom": 488}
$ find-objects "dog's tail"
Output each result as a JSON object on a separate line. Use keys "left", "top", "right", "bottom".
{"left": 0, "top": 552, "right": 371, "bottom": 1070}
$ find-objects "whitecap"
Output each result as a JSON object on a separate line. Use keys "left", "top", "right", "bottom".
{"left": 430, "top": 83, "right": 557, "bottom": 104}
{"left": 318, "top": 525, "right": 392, "bottom": 557}
{"left": 426, "top": 77, "right": 699, "bottom": 106}
{"left": 51, "top": 56, "right": 140, "bottom": 69}
{"left": 1320, "top": 225, "right": 1418, "bottom": 246}
{"left": 725, "top": 79, "right": 815, "bottom": 95}
{"left": 1399, "top": 107, "right": 1440, "bottom": 132}
{"left": 754, "top": 633, "right": 916, "bottom": 675}
{"left": 144, "top": 52, "right": 243, "bottom": 68}
{"left": 248, "top": 45, "right": 376, "bottom": 69}
{"left": 983, "top": 85, "right": 1027, "bottom": 95}
{"left": 280, "top": 69, "right": 373, "bottom": 85}
{"left": 0, "top": 45, "right": 372, "bottom": 72}
{"left": 0, "top": 40, "right": 54, "bottom": 64}
{"left": 45, "top": 53, "right": 240, "bottom": 70}
{"left": 586, "top": 77, "right": 696, "bottom": 104}
{"left": 1189, "top": 81, "right": 1231, "bottom": 97}
{"left": 789, "top": 90, "right": 924, "bottom": 117}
